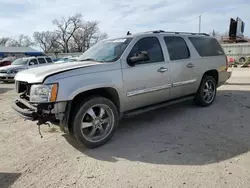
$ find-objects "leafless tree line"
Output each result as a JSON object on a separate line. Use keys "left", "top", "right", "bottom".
{"left": 0, "top": 35, "right": 34, "bottom": 48}
{"left": 0, "top": 13, "right": 107, "bottom": 53}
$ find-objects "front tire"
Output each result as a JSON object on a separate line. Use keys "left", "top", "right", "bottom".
{"left": 194, "top": 76, "right": 217, "bottom": 107}
{"left": 72, "top": 96, "right": 119, "bottom": 148}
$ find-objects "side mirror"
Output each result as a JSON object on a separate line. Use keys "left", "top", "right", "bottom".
{"left": 127, "top": 51, "right": 149, "bottom": 66}
{"left": 29, "top": 62, "right": 34, "bottom": 66}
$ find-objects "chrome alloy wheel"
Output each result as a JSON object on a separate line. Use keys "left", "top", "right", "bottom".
{"left": 80, "top": 104, "right": 114, "bottom": 142}
{"left": 203, "top": 80, "right": 216, "bottom": 104}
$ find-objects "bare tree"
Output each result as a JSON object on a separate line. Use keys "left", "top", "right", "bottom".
{"left": 33, "top": 31, "right": 60, "bottom": 52}
{"left": 82, "top": 21, "right": 108, "bottom": 49}
{"left": 71, "top": 28, "right": 86, "bottom": 52}
{"left": 93, "top": 32, "right": 108, "bottom": 44}
{"left": 8, "top": 35, "right": 33, "bottom": 47}
{"left": 1, "top": 13, "right": 107, "bottom": 53}
{"left": 72, "top": 21, "right": 108, "bottom": 52}
{"left": 53, "top": 13, "right": 83, "bottom": 53}
{"left": 0, "top": 37, "right": 11, "bottom": 46}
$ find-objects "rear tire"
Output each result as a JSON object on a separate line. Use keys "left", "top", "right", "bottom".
{"left": 72, "top": 96, "right": 119, "bottom": 148}
{"left": 194, "top": 76, "right": 217, "bottom": 107}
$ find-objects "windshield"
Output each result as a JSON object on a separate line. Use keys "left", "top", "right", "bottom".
{"left": 78, "top": 38, "right": 133, "bottom": 62}
{"left": 12, "top": 59, "right": 28, "bottom": 65}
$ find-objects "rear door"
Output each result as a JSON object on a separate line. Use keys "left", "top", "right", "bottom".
{"left": 163, "top": 36, "right": 197, "bottom": 99}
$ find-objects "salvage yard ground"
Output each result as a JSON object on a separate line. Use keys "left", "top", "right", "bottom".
{"left": 0, "top": 68, "right": 250, "bottom": 188}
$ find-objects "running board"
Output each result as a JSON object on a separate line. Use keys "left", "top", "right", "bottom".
{"left": 123, "top": 95, "right": 194, "bottom": 118}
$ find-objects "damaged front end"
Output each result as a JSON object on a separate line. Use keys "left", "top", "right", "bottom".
{"left": 12, "top": 81, "right": 71, "bottom": 136}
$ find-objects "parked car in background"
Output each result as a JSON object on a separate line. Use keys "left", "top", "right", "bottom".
{"left": 0, "top": 56, "right": 16, "bottom": 67}
{"left": 54, "top": 56, "right": 72, "bottom": 64}
{"left": 68, "top": 57, "right": 79, "bottom": 62}
{"left": 52, "top": 58, "right": 61, "bottom": 62}
{"left": 0, "top": 56, "right": 53, "bottom": 83}
{"left": 55, "top": 57, "right": 79, "bottom": 64}
{"left": 12, "top": 30, "right": 231, "bottom": 148}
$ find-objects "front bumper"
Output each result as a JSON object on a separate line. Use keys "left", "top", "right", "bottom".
{"left": 12, "top": 98, "right": 70, "bottom": 132}
{"left": 0, "top": 73, "right": 16, "bottom": 81}
{"left": 12, "top": 99, "right": 37, "bottom": 120}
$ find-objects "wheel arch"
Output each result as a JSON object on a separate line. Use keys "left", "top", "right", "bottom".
{"left": 194, "top": 70, "right": 218, "bottom": 107}
{"left": 68, "top": 87, "right": 121, "bottom": 131}
{"left": 202, "top": 69, "right": 218, "bottom": 85}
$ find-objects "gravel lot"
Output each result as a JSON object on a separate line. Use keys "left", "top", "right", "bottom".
{"left": 1, "top": 68, "right": 250, "bottom": 188}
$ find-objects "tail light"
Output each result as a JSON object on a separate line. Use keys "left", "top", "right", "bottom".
{"left": 225, "top": 55, "right": 228, "bottom": 71}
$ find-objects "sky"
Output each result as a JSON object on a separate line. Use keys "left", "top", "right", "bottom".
{"left": 0, "top": 0, "right": 250, "bottom": 39}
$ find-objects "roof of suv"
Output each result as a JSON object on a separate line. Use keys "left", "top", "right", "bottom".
{"left": 116, "top": 30, "right": 211, "bottom": 39}
{"left": 19, "top": 56, "right": 52, "bottom": 60}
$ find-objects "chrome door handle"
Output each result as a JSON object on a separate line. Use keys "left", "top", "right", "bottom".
{"left": 157, "top": 67, "right": 168, "bottom": 73}
{"left": 187, "top": 63, "right": 194, "bottom": 68}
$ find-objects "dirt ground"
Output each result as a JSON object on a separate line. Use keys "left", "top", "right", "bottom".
{"left": 0, "top": 68, "right": 250, "bottom": 188}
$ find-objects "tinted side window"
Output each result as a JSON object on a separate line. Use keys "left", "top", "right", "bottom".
{"left": 128, "top": 37, "right": 164, "bottom": 64}
{"left": 164, "top": 36, "right": 190, "bottom": 61}
{"left": 29, "top": 59, "right": 38, "bottom": 65}
{"left": 46, "top": 58, "right": 53, "bottom": 63}
{"left": 189, "top": 37, "right": 225, "bottom": 57}
{"left": 38, "top": 58, "right": 46, "bottom": 64}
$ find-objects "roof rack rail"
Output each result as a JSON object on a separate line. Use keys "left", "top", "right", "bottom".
{"left": 147, "top": 30, "right": 210, "bottom": 36}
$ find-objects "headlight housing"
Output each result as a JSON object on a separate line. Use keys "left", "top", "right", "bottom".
{"left": 30, "top": 84, "right": 58, "bottom": 103}
{"left": 8, "top": 69, "right": 19, "bottom": 74}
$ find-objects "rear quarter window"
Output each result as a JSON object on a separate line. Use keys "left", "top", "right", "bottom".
{"left": 189, "top": 37, "right": 225, "bottom": 57}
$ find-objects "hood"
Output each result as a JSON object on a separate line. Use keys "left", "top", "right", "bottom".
{"left": 15, "top": 61, "right": 101, "bottom": 83}
{"left": 0, "top": 65, "right": 25, "bottom": 71}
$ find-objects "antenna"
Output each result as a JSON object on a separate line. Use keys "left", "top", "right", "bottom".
{"left": 199, "top": 15, "right": 201, "bottom": 33}
{"left": 127, "top": 31, "right": 131, "bottom": 35}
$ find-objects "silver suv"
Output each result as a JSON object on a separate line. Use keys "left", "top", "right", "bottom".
{"left": 12, "top": 30, "right": 231, "bottom": 148}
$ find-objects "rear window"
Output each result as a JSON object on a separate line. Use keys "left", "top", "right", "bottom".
{"left": 189, "top": 37, "right": 225, "bottom": 57}
{"left": 46, "top": 58, "right": 53, "bottom": 63}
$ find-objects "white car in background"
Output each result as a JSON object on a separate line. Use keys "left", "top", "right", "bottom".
{"left": 55, "top": 56, "right": 79, "bottom": 64}
{"left": 0, "top": 56, "right": 53, "bottom": 83}
{"left": 67, "top": 57, "right": 79, "bottom": 62}
{"left": 54, "top": 56, "right": 72, "bottom": 64}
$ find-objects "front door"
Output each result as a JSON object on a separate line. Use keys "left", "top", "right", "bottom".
{"left": 121, "top": 36, "right": 171, "bottom": 111}
{"left": 163, "top": 36, "right": 197, "bottom": 99}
